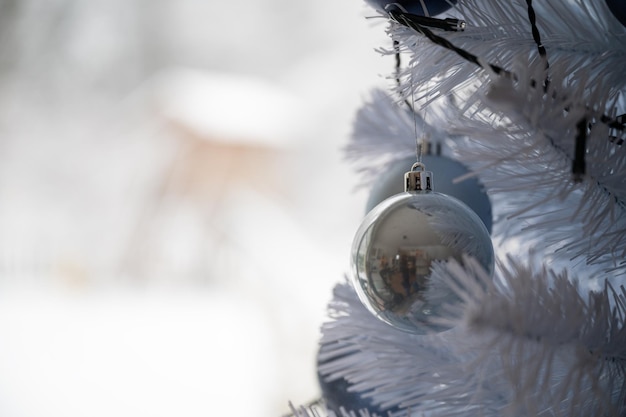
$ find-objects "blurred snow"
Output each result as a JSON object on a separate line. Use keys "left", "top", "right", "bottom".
{"left": 0, "top": 0, "right": 389, "bottom": 416}
{"left": 151, "top": 68, "right": 307, "bottom": 146}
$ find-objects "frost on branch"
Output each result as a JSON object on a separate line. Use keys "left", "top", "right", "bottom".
{"left": 317, "top": 258, "right": 626, "bottom": 416}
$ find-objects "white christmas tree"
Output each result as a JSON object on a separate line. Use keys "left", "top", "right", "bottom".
{"left": 291, "top": 0, "right": 626, "bottom": 416}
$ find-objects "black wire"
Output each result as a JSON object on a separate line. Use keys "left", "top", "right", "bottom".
{"left": 526, "top": 0, "right": 548, "bottom": 67}
{"left": 525, "top": 0, "right": 550, "bottom": 93}
{"left": 607, "top": 113, "right": 626, "bottom": 129}
{"left": 573, "top": 117, "right": 588, "bottom": 182}
{"left": 389, "top": 9, "right": 510, "bottom": 78}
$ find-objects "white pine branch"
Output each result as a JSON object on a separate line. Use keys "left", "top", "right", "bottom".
{"left": 318, "top": 257, "right": 626, "bottom": 416}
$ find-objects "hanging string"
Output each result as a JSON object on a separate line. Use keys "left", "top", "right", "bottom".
{"left": 394, "top": 33, "right": 426, "bottom": 164}
{"left": 409, "top": 58, "right": 423, "bottom": 164}
{"left": 401, "top": 32, "right": 436, "bottom": 167}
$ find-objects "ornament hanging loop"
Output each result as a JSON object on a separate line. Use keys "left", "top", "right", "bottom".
{"left": 405, "top": 162, "right": 433, "bottom": 192}
{"left": 410, "top": 161, "right": 426, "bottom": 171}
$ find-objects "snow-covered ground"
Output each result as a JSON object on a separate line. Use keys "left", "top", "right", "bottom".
{"left": 0, "top": 1, "right": 389, "bottom": 416}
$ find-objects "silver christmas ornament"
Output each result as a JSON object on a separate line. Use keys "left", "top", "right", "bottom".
{"left": 351, "top": 163, "right": 494, "bottom": 334}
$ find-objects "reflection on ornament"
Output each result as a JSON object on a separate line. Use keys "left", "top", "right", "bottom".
{"left": 351, "top": 164, "right": 494, "bottom": 334}
{"left": 366, "top": 155, "right": 492, "bottom": 233}
{"left": 364, "top": 0, "right": 457, "bottom": 16}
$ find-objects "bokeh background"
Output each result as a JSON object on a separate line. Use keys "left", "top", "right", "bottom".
{"left": 0, "top": 1, "right": 391, "bottom": 416}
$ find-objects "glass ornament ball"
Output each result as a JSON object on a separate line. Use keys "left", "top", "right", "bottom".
{"left": 606, "top": 0, "right": 626, "bottom": 27}
{"left": 351, "top": 190, "right": 494, "bottom": 334}
{"left": 364, "top": 0, "right": 458, "bottom": 16}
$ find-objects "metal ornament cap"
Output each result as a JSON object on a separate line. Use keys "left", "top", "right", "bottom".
{"left": 405, "top": 162, "right": 433, "bottom": 192}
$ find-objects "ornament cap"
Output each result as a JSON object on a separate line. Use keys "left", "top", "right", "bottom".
{"left": 405, "top": 162, "right": 433, "bottom": 192}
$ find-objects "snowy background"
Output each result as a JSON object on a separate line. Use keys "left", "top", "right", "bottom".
{"left": 0, "top": 1, "right": 391, "bottom": 416}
